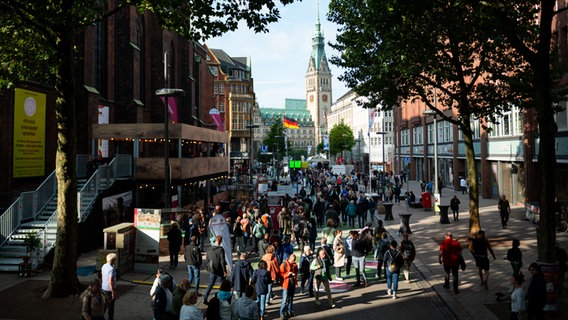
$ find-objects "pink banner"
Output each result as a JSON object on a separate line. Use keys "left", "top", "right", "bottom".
{"left": 209, "top": 108, "right": 223, "bottom": 131}
{"left": 160, "top": 96, "right": 178, "bottom": 123}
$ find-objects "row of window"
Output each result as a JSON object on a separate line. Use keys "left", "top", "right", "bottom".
{"left": 398, "top": 107, "right": 524, "bottom": 146}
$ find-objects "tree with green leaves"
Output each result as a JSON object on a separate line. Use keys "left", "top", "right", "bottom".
{"left": 0, "top": 0, "right": 295, "bottom": 298}
{"left": 261, "top": 117, "right": 289, "bottom": 161}
{"left": 328, "top": 0, "right": 528, "bottom": 237}
{"left": 329, "top": 121, "right": 355, "bottom": 158}
{"left": 478, "top": 0, "right": 568, "bottom": 263}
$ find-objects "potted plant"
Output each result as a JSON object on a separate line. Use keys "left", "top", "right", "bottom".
{"left": 23, "top": 231, "right": 41, "bottom": 264}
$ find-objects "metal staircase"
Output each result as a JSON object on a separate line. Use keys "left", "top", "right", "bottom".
{"left": 0, "top": 154, "right": 132, "bottom": 272}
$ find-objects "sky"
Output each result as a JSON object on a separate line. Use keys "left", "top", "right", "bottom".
{"left": 205, "top": 0, "right": 350, "bottom": 109}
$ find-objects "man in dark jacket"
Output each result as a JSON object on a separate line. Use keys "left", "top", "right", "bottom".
{"left": 184, "top": 235, "right": 202, "bottom": 294}
{"left": 325, "top": 205, "right": 339, "bottom": 228}
{"left": 204, "top": 235, "right": 227, "bottom": 304}
{"left": 356, "top": 194, "right": 369, "bottom": 228}
{"left": 231, "top": 253, "right": 254, "bottom": 297}
{"left": 526, "top": 262, "right": 547, "bottom": 320}
{"left": 153, "top": 273, "right": 175, "bottom": 320}
{"left": 167, "top": 222, "right": 183, "bottom": 269}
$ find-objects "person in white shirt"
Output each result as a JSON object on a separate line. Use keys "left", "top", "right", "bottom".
{"left": 459, "top": 177, "right": 468, "bottom": 194}
{"left": 510, "top": 273, "right": 526, "bottom": 320}
{"left": 101, "top": 253, "right": 117, "bottom": 320}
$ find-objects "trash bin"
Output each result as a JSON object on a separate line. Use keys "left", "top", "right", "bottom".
{"left": 422, "top": 192, "right": 432, "bottom": 211}
{"left": 525, "top": 202, "right": 540, "bottom": 223}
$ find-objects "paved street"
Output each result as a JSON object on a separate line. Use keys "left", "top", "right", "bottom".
{"left": 1, "top": 180, "right": 566, "bottom": 319}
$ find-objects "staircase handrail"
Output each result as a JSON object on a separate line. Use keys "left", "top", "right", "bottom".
{"left": 78, "top": 155, "right": 132, "bottom": 222}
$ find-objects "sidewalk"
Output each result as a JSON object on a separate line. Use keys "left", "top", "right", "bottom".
{"left": 383, "top": 180, "right": 568, "bottom": 320}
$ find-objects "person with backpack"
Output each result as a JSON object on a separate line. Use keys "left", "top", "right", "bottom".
{"left": 251, "top": 260, "right": 272, "bottom": 320}
{"left": 299, "top": 246, "right": 314, "bottom": 296}
{"left": 346, "top": 200, "right": 357, "bottom": 228}
{"left": 310, "top": 247, "right": 336, "bottom": 309}
{"left": 374, "top": 232, "right": 390, "bottom": 281}
{"left": 279, "top": 253, "right": 298, "bottom": 320}
{"left": 399, "top": 233, "right": 416, "bottom": 283}
{"left": 351, "top": 231, "right": 369, "bottom": 287}
{"left": 383, "top": 240, "right": 404, "bottom": 299}
{"left": 450, "top": 195, "right": 461, "bottom": 222}
{"left": 249, "top": 216, "right": 267, "bottom": 257}
{"left": 204, "top": 279, "right": 238, "bottom": 320}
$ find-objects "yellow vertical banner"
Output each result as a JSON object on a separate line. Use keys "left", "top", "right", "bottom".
{"left": 13, "top": 88, "right": 46, "bottom": 178}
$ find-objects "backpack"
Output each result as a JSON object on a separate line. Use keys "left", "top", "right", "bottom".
{"left": 388, "top": 251, "right": 401, "bottom": 272}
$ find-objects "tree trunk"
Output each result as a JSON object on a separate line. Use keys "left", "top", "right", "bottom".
{"left": 534, "top": 0, "right": 557, "bottom": 263}
{"left": 461, "top": 114, "right": 481, "bottom": 237}
{"left": 42, "top": 18, "right": 82, "bottom": 298}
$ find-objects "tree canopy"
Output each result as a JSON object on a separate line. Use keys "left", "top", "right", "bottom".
{"left": 328, "top": 121, "right": 355, "bottom": 156}
{"left": 0, "top": 0, "right": 296, "bottom": 298}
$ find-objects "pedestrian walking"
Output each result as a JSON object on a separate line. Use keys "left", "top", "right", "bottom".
{"left": 374, "top": 232, "right": 390, "bottom": 280}
{"left": 310, "top": 247, "right": 336, "bottom": 308}
{"left": 251, "top": 260, "right": 272, "bottom": 320}
{"left": 152, "top": 273, "right": 175, "bottom": 320}
{"left": 450, "top": 195, "right": 461, "bottom": 222}
{"left": 279, "top": 253, "right": 298, "bottom": 320}
{"left": 459, "top": 177, "right": 468, "bottom": 194}
{"left": 526, "top": 263, "right": 547, "bottom": 320}
{"left": 510, "top": 273, "right": 526, "bottom": 320}
{"left": 299, "top": 246, "right": 314, "bottom": 296}
{"left": 231, "top": 253, "right": 254, "bottom": 297}
{"left": 204, "top": 235, "right": 228, "bottom": 304}
{"left": 506, "top": 239, "right": 523, "bottom": 276}
{"left": 351, "top": 231, "right": 370, "bottom": 287}
{"left": 332, "top": 229, "right": 345, "bottom": 280}
{"left": 498, "top": 195, "right": 511, "bottom": 228}
{"left": 399, "top": 233, "right": 416, "bottom": 283}
{"left": 101, "top": 253, "right": 117, "bottom": 320}
{"left": 469, "top": 230, "right": 496, "bottom": 290}
{"left": 167, "top": 222, "right": 183, "bottom": 269}
{"left": 235, "top": 285, "right": 258, "bottom": 320}
{"left": 204, "top": 279, "right": 238, "bottom": 320}
{"left": 184, "top": 236, "right": 202, "bottom": 294}
{"left": 261, "top": 245, "right": 280, "bottom": 302}
{"left": 81, "top": 278, "right": 106, "bottom": 320}
{"left": 438, "top": 232, "right": 463, "bottom": 294}
{"left": 384, "top": 240, "right": 404, "bottom": 299}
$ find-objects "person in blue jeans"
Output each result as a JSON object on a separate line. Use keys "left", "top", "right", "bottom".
{"left": 279, "top": 254, "right": 298, "bottom": 319}
{"left": 251, "top": 260, "right": 272, "bottom": 320}
{"left": 383, "top": 240, "right": 404, "bottom": 299}
{"left": 184, "top": 236, "right": 202, "bottom": 294}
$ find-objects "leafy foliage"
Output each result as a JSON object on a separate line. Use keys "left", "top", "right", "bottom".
{"left": 328, "top": 121, "right": 354, "bottom": 156}
{"left": 328, "top": 0, "right": 528, "bottom": 123}
{"left": 0, "top": 0, "right": 297, "bottom": 298}
{"left": 261, "top": 117, "right": 289, "bottom": 161}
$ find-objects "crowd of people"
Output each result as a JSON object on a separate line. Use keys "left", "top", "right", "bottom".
{"left": 82, "top": 167, "right": 568, "bottom": 320}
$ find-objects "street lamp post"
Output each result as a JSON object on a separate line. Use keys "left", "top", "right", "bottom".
{"left": 155, "top": 88, "right": 185, "bottom": 209}
{"left": 246, "top": 123, "right": 259, "bottom": 187}
{"left": 422, "top": 109, "right": 439, "bottom": 213}
{"left": 376, "top": 131, "right": 386, "bottom": 174}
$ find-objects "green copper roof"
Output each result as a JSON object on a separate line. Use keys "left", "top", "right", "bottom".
{"left": 310, "top": 14, "right": 326, "bottom": 71}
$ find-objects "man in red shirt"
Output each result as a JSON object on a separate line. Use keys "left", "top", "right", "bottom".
{"left": 439, "top": 232, "right": 463, "bottom": 293}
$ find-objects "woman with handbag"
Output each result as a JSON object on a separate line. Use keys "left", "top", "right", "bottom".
{"left": 332, "top": 229, "right": 345, "bottom": 281}
{"left": 310, "top": 247, "right": 336, "bottom": 309}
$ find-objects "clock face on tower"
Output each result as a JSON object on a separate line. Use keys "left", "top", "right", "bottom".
{"left": 309, "top": 95, "right": 314, "bottom": 102}
{"left": 322, "top": 94, "right": 328, "bottom": 102}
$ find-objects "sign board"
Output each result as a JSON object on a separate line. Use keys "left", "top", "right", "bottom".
{"left": 13, "top": 88, "right": 46, "bottom": 178}
{"left": 405, "top": 157, "right": 411, "bottom": 164}
{"left": 261, "top": 145, "right": 268, "bottom": 153}
{"left": 133, "top": 208, "right": 161, "bottom": 273}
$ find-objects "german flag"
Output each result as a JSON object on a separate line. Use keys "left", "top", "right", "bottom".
{"left": 283, "top": 116, "right": 299, "bottom": 129}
